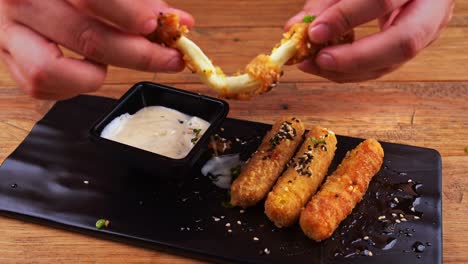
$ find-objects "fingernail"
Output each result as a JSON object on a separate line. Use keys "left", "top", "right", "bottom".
{"left": 143, "top": 19, "right": 157, "bottom": 35}
{"left": 316, "top": 53, "right": 336, "bottom": 70}
{"left": 165, "top": 56, "right": 184, "bottom": 73}
{"left": 309, "top": 23, "right": 332, "bottom": 43}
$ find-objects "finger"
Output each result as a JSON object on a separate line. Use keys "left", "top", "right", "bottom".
{"left": 163, "top": 6, "right": 195, "bottom": 29}
{"left": 314, "top": 0, "right": 446, "bottom": 73}
{"left": 378, "top": 8, "right": 402, "bottom": 30}
{"left": 308, "top": 0, "right": 409, "bottom": 43}
{"left": 1, "top": 22, "right": 107, "bottom": 100}
{"left": 0, "top": 51, "right": 29, "bottom": 89}
{"left": 285, "top": 0, "right": 339, "bottom": 30}
{"left": 4, "top": 0, "right": 184, "bottom": 72}
{"left": 67, "top": 0, "right": 194, "bottom": 35}
{"left": 441, "top": 1, "right": 455, "bottom": 30}
{"left": 298, "top": 60, "right": 398, "bottom": 83}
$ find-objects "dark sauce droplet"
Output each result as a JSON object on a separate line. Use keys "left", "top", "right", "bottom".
{"left": 10, "top": 183, "right": 17, "bottom": 188}
{"left": 321, "top": 164, "right": 425, "bottom": 262}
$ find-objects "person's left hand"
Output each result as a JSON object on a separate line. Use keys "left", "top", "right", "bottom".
{"left": 286, "top": 0, "right": 455, "bottom": 83}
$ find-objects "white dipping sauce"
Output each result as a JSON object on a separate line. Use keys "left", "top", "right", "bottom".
{"left": 201, "top": 154, "right": 241, "bottom": 189}
{"left": 101, "top": 106, "right": 210, "bottom": 159}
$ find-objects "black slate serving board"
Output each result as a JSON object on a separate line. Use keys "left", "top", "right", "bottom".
{"left": 0, "top": 95, "right": 441, "bottom": 264}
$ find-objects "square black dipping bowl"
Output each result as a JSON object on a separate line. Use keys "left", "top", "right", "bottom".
{"left": 90, "top": 82, "right": 229, "bottom": 179}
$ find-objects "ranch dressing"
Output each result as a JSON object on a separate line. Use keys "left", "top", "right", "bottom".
{"left": 101, "top": 106, "right": 210, "bottom": 159}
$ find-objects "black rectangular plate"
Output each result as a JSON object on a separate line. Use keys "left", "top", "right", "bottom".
{"left": 0, "top": 95, "right": 441, "bottom": 264}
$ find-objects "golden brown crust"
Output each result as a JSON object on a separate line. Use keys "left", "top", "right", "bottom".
{"left": 146, "top": 13, "right": 188, "bottom": 47}
{"left": 284, "top": 23, "right": 318, "bottom": 65}
{"left": 230, "top": 117, "right": 305, "bottom": 207}
{"left": 265, "top": 126, "right": 337, "bottom": 227}
{"left": 285, "top": 23, "right": 355, "bottom": 65}
{"left": 244, "top": 54, "right": 282, "bottom": 94}
{"left": 299, "top": 139, "right": 384, "bottom": 241}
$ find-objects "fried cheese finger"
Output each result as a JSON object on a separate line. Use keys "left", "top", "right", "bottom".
{"left": 148, "top": 14, "right": 354, "bottom": 100}
{"left": 299, "top": 139, "right": 384, "bottom": 241}
{"left": 265, "top": 126, "right": 337, "bottom": 227}
{"left": 230, "top": 117, "right": 305, "bottom": 207}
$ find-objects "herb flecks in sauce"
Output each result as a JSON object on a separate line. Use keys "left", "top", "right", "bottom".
{"left": 191, "top": 128, "right": 203, "bottom": 144}
{"left": 101, "top": 106, "right": 210, "bottom": 159}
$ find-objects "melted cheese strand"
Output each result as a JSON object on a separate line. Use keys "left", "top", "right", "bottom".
{"left": 149, "top": 13, "right": 353, "bottom": 99}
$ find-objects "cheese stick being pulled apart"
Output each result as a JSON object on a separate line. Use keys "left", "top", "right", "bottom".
{"left": 299, "top": 139, "right": 384, "bottom": 241}
{"left": 230, "top": 117, "right": 305, "bottom": 207}
{"left": 148, "top": 14, "right": 354, "bottom": 100}
{"left": 265, "top": 126, "right": 337, "bottom": 228}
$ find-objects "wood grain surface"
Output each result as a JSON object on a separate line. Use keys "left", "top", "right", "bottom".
{"left": 0, "top": 0, "right": 467, "bottom": 263}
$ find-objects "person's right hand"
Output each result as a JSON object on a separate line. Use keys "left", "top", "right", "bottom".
{"left": 0, "top": 0, "right": 194, "bottom": 99}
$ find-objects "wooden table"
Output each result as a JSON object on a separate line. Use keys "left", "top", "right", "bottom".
{"left": 0, "top": 1, "right": 467, "bottom": 263}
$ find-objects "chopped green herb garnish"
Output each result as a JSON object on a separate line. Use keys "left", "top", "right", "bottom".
{"left": 303, "top": 15, "right": 316, "bottom": 23}
{"left": 96, "top": 219, "right": 109, "bottom": 229}
{"left": 310, "top": 138, "right": 326, "bottom": 145}
{"left": 465, "top": 146, "right": 468, "bottom": 153}
{"left": 230, "top": 165, "right": 242, "bottom": 179}
{"left": 191, "top": 129, "right": 203, "bottom": 144}
{"left": 221, "top": 200, "right": 234, "bottom": 209}
{"left": 193, "top": 128, "right": 202, "bottom": 135}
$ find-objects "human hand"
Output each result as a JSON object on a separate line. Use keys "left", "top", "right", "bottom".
{"left": 286, "top": 0, "right": 454, "bottom": 83}
{"left": 0, "top": 0, "right": 194, "bottom": 99}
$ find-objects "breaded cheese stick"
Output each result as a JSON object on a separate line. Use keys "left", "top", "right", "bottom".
{"left": 265, "top": 126, "right": 337, "bottom": 227}
{"left": 300, "top": 139, "right": 384, "bottom": 241}
{"left": 230, "top": 117, "right": 305, "bottom": 207}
